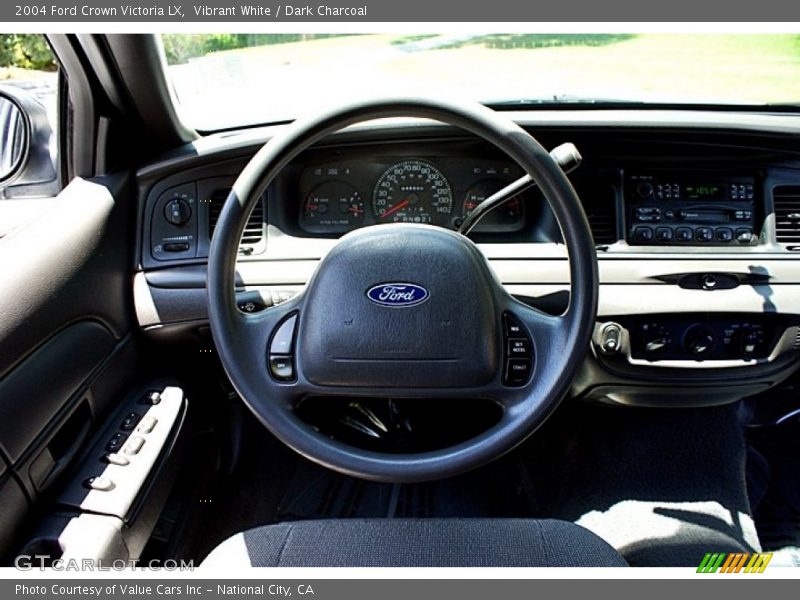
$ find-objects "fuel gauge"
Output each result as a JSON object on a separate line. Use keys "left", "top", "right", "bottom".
{"left": 302, "top": 182, "right": 365, "bottom": 233}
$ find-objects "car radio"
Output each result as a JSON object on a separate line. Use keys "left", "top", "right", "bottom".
{"left": 625, "top": 173, "right": 759, "bottom": 246}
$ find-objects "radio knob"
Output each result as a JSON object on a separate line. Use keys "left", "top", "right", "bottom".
{"left": 683, "top": 324, "right": 716, "bottom": 357}
{"left": 636, "top": 182, "right": 654, "bottom": 198}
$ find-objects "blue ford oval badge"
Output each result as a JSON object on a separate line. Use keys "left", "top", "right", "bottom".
{"left": 366, "top": 283, "right": 429, "bottom": 308}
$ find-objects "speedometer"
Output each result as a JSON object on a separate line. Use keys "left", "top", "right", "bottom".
{"left": 373, "top": 160, "right": 453, "bottom": 225}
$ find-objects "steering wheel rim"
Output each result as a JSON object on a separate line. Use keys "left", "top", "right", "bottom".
{"left": 208, "top": 97, "right": 598, "bottom": 483}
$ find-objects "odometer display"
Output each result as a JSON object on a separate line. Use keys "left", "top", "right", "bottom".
{"left": 373, "top": 159, "right": 453, "bottom": 225}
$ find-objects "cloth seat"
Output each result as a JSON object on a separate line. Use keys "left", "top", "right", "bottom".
{"left": 202, "top": 518, "right": 628, "bottom": 567}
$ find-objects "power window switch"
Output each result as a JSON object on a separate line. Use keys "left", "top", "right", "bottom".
{"left": 136, "top": 416, "right": 158, "bottom": 434}
{"left": 123, "top": 436, "right": 145, "bottom": 456}
{"left": 84, "top": 476, "right": 115, "bottom": 492}
{"left": 103, "top": 453, "right": 130, "bottom": 466}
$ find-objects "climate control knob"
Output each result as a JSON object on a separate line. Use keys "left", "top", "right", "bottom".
{"left": 682, "top": 324, "right": 716, "bottom": 357}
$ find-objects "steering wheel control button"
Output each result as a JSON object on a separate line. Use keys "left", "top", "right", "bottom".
{"left": 105, "top": 432, "right": 127, "bottom": 453}
{"left": 508, "top": 338, "right": 531, "bottom": 357}
{"left": 505, "top": 360, "right": 533, "bottom": 385}
{"left": 84, "top": 477, "right": 115, "bottom": 492}
{"left": 136, "top": 416, "right": 158, "bottom": 434}
{"left": 123, "top": 436, "right": 146, "bottom": 456}
{"left": 269, "top": 356, "right": 295, "bottom": 382}
{"left": 502, "top": 312, "right": 534, "bottom": 386}
{"left": 103, "top": 453, "right": 130, "bottom": 467}
{"left": 270, "top": 314, "right": 298, "bottom": 355}
{"left": 120, "top": 412, "right": 141, "bottom": 431}
{"left": 599, "top": 323, "right": 623, "bottom": 354}
{"left": 504, "top": 314, "right": 524, "bottom": 337}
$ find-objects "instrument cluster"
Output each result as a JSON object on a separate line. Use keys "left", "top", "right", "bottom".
{"left": 297, "top": 156, "right": 529, "bottom": 234}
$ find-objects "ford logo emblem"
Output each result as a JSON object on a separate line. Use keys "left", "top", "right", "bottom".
{"left": 366, "top": 283, "right": 429, "bottom": 308}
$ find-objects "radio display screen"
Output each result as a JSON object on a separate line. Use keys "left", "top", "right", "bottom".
{"left": 683, "top": 184, "right": 726, "bottom": 200}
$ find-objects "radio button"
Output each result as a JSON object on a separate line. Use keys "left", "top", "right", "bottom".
{"left": 736, "top": 228, "right": 754, "bottom": 244}
{"left": 734, "top": 210, "right": 752, "bottom": 221}
{"left": 675, "top": 227, "right": 693, "bottom": 242}
{"left": 715, "top": 228, "right": 734, "bottom": 242}
{"left": 696, "top": 227, "right": 714, "bottom": 242}
{"left": 633, "top": 227, "right": 653, "bottom": 242}
{"left": 655, "top": 227, "right": 673, "bottom": 242}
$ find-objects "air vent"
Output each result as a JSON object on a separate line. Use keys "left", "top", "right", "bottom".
{"left": 774, "top": 186, "right": 800, "bottom": 244}
{"left": 208, "top": 188, "right": 265, "bottom": 246}
{"left": 578, "top": 185, "right": 618, "bottom": 245}
{"left": 794, "top": 327, "right": 800, "bottom": 350}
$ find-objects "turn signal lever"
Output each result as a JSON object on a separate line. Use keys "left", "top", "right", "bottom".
{"left": 458, "top": 142, "right": 582, "bottom": 235}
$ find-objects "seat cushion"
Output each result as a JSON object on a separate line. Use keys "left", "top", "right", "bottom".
{"left": 201, "top": 518, "right": 628, "bottom": 567}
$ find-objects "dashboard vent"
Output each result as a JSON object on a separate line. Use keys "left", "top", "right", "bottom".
{"left": 208, "top": 188, "right": 265, "bottom": 246}
{"left": 578, "top": 185, "right": 618, "bottom": 245}
{"left": 773, "top": 186, "right": 800, "bottom": 244}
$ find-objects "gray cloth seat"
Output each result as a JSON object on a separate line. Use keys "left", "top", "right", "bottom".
{"left": 201, "top": 518, "right": 628, "bottom": 567}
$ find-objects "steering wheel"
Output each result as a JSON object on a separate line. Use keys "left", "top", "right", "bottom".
{"left": 207, "top": 97, "right": 598, "bottom": 483}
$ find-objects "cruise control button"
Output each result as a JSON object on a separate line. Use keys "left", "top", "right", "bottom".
{"left": 123, "top": 436, "right": 145, "bottom": 456}
{"left": 504, "top": 314, "right": 524, "bottom": 337}
{"left": 270, "top": 314, "right": 297, "bottom": 355}
{"left": 84, "top": 476, "right": 115, "bottom": 492}
{"left": 508, "top": 339, "right": 531, "bottom": 357}
{"left": 505, "top": 359, "right": 532, "bottom": 385}
{"left": 269, "top": 356, "right": 294, "bottom": 381}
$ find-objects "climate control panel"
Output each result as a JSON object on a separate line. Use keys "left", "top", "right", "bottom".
{"left": 622, "top": 314, "right": 778, "bottom": 361}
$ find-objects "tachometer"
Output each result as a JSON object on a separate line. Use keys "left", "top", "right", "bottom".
{"left": 373, "top": 160, "right": 453, "bottom": 225}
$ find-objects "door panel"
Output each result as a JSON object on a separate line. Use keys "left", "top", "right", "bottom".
{"left": 0, "top": 174, "right": 138, "bottom": 557}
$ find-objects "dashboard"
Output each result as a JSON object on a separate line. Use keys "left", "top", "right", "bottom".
{"left": 135, "top": 110, "right": 800, "bottom": 409}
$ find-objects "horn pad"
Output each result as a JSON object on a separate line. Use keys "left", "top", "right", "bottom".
{"left": 298, "top": 224, "right": 499, "bottom": 388}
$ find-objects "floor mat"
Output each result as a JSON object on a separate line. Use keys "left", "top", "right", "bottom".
{"left": 522, "top": 401, "right": 759, "bottom": 566}
{"left": 748, "top": 418, "right": 800, "bottom": 552}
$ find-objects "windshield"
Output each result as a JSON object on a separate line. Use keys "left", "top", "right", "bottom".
{"left": 162, "top": 34, "right": 800, "bottom": 131}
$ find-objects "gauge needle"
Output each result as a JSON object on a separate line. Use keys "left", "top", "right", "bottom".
{"left": 379, "top": 198, "right": 410, "bottom": 220}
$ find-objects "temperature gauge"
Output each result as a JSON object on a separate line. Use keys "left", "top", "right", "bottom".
{"left": 302, "top": 182, "right": 365, "bottom": 233}
{"left": 461, "top": 179, "right": 525, "bottom": 232}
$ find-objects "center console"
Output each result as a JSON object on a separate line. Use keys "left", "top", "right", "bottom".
{"left": 626, "top": 172, "right": 760, "bottom": 246}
